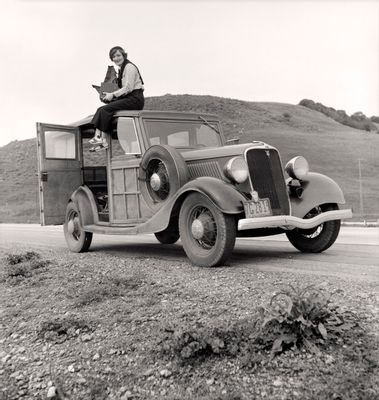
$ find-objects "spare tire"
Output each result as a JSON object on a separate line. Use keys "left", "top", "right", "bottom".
{"left": 139, "top": 145, "right": 189, "bottom": 211}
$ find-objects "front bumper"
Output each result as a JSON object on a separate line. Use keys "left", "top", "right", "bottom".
{"left": 237, "top": 209, "right": 353, "bottom": 231}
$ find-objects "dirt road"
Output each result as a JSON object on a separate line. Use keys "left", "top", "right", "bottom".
{"left": 1, "top": 224, "right": 378, "bottom": 282}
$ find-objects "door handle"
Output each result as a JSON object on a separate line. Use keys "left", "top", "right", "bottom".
{"left": 40, "top": 171, "right": 48, "bottom": 182}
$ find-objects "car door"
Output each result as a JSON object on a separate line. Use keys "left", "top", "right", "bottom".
{"left": 36, "top": 122, "right": 82, "bottom": 225}
{"left": 109, "top": 117, "right": 153, "bottom": 224}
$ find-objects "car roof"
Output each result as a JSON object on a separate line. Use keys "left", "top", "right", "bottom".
{"left": 71, "top": 110, "right": 220, "bottom": 127}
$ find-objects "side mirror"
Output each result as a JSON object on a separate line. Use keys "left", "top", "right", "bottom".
{"left": 226, "top": 137, "right": 240, "bottom": 145}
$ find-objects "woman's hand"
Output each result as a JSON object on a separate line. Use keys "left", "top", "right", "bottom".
{"left": 102, "top": 92, "right": 114, "bottom": 102}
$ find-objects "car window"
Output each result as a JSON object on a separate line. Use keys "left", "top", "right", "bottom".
{"left": 45, "top": 130, "right": 76, "bottom": 159}
{"left": 196, "top": 125, "right": 221, "bottom": 147}
{"left": 116, "top": 118, "right": 141, "bottom": 155}
{"left": 168, "top": 131, "right": 189, "bottom": 147}
{"left": 144, "top": 120, "right": 222, "bottom": 148}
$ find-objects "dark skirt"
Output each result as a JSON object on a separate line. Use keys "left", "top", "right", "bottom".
{"left": 91, "top": 89, "right": 144, "bottom": 133}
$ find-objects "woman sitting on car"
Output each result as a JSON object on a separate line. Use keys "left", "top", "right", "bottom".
{"left": 89, "top": 46, "right": 145, "bottom": 152}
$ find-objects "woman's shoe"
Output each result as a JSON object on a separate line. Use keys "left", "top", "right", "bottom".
{"left": 89, "top": 141, "right": 109, "bottom": 152}
{"left": 89, "top": 136, "right": 103, "bottom": 145}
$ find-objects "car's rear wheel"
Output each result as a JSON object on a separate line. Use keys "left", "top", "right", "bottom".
{"left": 179, "top": 193, "right": 236, "bottom": 267}
{"left": 286, "top": 203, "right": 341, "bottom": 253}
{"left": 64, "top": 202, "right": 93, "bottom": 252}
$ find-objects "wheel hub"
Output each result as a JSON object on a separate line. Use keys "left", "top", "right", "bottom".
{"left": 67, "top": 217, "right": 79, "bottom": 236}
{"left": 150, "top": 173, "right": 162, "bottom": 191}
{"left": 191, "top": 219, "right": 205, "bottom": 239}
{"left": 191, "top": 213, "right": 214, "bottom": 240}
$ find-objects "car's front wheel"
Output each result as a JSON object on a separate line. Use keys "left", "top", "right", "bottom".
{"left": 286, "top": 203, "right": 341, "bottom": 253}
{"left": 63, "top": 202, "right": 93, "bottom": 252}
{"left": 179, "top": 193, "right": 236, "bottom": 267}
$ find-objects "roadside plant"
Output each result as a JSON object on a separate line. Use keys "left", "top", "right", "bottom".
{"left": 161, "top": 284, "right": 359, "bottom": 364}
{"left": 2, "top": 250, "right": 51, "bottom": 283}
{"left": 6, "top": 250, "right": 40, "bottom": 265}
{"left": 257, "top": 284, "right": 347, "bottom": 355}
{"left": 161, "top": 321, "right": 251, "bottom": 362}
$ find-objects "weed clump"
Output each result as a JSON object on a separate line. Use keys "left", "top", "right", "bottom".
{"left": 162, "top": 285, "right": 360, "bottom": 364}
{"left": 2, "top": 251, "right": 51, "bottom": 284}
{"left": 256, "top": 284, "right": 356, "bottom": 355}
{"left": 6, "top": 250, "right": 40, "bottom": 265}
{"left": 38, "top": 316, "right": 94, "bottom": 343}
{"left": 75, "top": 275, "right": 143, "bottom": 306}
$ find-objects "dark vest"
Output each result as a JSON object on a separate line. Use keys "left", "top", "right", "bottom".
{"left": 118, "top": 59, "right": 144, "bottom": 88}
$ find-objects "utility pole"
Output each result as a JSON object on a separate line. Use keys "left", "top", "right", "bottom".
{"left": 358, "top": 159, "right": 364, "bottom": 219}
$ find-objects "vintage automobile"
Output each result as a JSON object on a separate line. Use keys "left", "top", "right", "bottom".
{"left": 36, "top": 110, "right": 352, "bottom": 267}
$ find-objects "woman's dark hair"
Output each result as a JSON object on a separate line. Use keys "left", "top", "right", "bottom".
{"left": 109, "top": 46, "right": 128, "bottom": 61}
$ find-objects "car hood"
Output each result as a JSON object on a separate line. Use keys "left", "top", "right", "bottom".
{"left": 181, "top": 142, "right": 272, "bottom": 161}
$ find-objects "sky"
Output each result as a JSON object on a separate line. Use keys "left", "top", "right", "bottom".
{"left": 0, "top": 0, "right": 378, "bottom": 146}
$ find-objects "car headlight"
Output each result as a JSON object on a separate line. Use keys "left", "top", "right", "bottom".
{"left": 224, "top": 157, "right": 249, "bottom": 183}
{"left": 285, "top": 156, "right": 309, "bottom": 180}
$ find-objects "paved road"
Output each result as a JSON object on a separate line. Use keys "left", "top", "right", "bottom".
{"left": 1, "top": 224, "right": 378, "bottom": 281}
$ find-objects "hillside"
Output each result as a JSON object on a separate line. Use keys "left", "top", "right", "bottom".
{"left": 1, "top": 94, "right": 378, "bottom": 223}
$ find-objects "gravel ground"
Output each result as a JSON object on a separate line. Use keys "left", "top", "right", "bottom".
{"left": 0, "top": 244, "right": 378, "bottom": 400}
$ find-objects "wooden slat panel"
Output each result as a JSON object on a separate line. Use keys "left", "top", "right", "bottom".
{"left": 125, "top": 168, "right": 137, "bottom": 192}
{"left": 112, "top": 169, "right": 125, "bottom": 194}
{"left": 126, "top": 195, "right": 139, "bottom": 219}
{"left": 112, "top": 194, "right": 127, "bottom": 221}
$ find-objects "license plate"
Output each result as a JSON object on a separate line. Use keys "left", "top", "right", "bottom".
{"left": 243, "top": 198, "right": 272, "bottom": 218}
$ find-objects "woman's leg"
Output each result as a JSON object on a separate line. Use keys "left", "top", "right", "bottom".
{"left": 89, "top": 128, "right": 103, "bottom": 144}
{"left": 89, "top": 90, "right": 144, "bottom": 151}
{"left": 91, "top": 90, "right": 144, "bottom": 132}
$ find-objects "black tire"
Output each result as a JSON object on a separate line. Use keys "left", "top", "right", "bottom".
{"left": 286, "top": 203, "right": 341, "bottom": 253}
{"left": 179, "top": 193, "right": 236, "bottom": 267}
{"left": 139, "top": 145, "right": 189, "bottom": 211}
{"left": 63, "top": 202, "right": 93, "bottom": 253}
{"left": 155, "top": 218, "right": 180, "bottom": 244}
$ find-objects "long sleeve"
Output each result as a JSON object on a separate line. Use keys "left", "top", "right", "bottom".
{"left": 113, "top": 63, "right": 143, "bottom": 98}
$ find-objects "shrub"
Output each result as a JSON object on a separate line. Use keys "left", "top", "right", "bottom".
{"left": 299, "top": 99, "right": 377, "bottom": 132}
{"left": 351, "top": 111, "right": 367, "bottom": 121}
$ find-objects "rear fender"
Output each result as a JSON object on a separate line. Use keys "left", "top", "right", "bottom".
{"left": 290, "top": 172, "right": 346, "bottom": 218}
{"left": 70, "top": 186, "right": 99, "bottom": 227}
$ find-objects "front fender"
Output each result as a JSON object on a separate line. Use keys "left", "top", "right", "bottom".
{"left": 178, "top": 177, "right": 246, "bottom": 214}
{"left": 290, "top": 172, "right": 346, "bottom": 218}
{"left": 136, "top": 177, "right": 246, "bottom": 234}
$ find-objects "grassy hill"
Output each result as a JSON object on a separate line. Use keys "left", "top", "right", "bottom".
{"left": 1, "top": 94, "right": 378, "bottom": 223}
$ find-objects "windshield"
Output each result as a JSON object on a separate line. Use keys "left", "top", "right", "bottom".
{"left": 144, "top": 120, "right": 222, "bottom": 149}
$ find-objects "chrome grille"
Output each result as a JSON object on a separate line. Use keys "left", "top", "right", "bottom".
{"left": 245, "top": 148, "right": 290, "bottom": 215}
